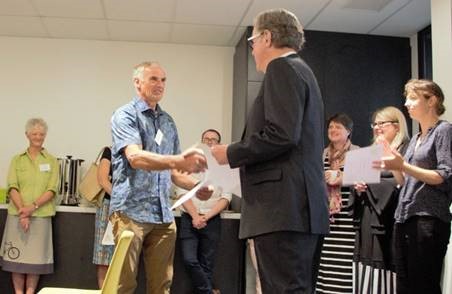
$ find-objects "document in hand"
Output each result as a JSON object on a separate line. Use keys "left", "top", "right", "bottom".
{"left": 342, "top": 144, "right": 383, "bottom": 186}
{"left": 170, "top": 144, "right": 241, "bottom": 210}
{"left": 199, "top": 144, "right": 241, "bottom": 197}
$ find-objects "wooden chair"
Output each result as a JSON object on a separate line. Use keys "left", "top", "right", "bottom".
{"left": 38, "top": 230, "right": 134, "bottom": 294}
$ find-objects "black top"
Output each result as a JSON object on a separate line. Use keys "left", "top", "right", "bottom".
{"left": 350, "top": 141, "right": 408, "bottom": 269}
{"left": 100, "top": 147, "right": 112, "bottom": 200}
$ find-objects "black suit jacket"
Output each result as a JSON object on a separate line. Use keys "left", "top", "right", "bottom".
{"left": 227, "top": 54, "right": 330, "bottom": 239}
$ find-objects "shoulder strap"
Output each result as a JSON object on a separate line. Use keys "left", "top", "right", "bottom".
{"left": 95, "top": 147, "right": 108, "bottom": 165}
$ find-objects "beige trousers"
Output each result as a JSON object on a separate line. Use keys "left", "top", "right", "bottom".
{"left": 110, "top": 212, "right": 177, "bottom": 294}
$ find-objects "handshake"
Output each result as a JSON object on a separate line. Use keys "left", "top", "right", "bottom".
{"left": 178, "top": 147, "right": 208, "bottom": 173}
{"left": 177, "top": 143, "right": 229, "bottom": 173}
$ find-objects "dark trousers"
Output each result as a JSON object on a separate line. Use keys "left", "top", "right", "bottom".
{"left": 254, "top": 231, "right": 324, "bottom": 294}
{"left": 394, "top": 216, "right": 450, "bottom": 294}
{"left": 179, "top": 212, "right": 221, "bottom": 294}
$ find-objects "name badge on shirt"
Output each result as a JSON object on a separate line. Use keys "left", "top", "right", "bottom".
{"left": 155, "top": 129, "right": 164, "bottom": 146}
{"left": 40, "top": 163, "right": 51, "bottom": 172}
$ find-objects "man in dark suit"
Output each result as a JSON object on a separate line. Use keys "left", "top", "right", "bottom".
{"left": 211, "top": 8, "right": 330, "bottom": 293}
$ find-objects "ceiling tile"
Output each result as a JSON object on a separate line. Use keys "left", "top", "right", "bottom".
{"left": 108, "top": 20, "right": 171, "bottom": 42}
{"left": 343, "top": 0, "right": 394, "bottom": 12}
{"left": 43, "top": 17, "right": 109, "bottom": 40}
{"left": 0, "top": 0, "right": 431, "bottom": 45}
{"left": 32, "top": 0, "right": 104, "bottom": 18}
{"left": 0, "top": 16, "right": 47, "bottom": 37}
{"left": 172, "top": 24, "right": 235, "bottom": 46}
{"left": 370, "top": 0, "right": 430, "bottom": 37}
{"left": 175, "top": 0, "right": 251, "bottom": 26}
{"left": 307, "top": 0, "right": 412, "bottom": 35}
{"left": 104, "top": 0, "right": 177, "bottom": 22}
{"left": 0, "top": 0, "right": 38, "bottom": 16}
{"left": 241, "top": 0, "right": 332, "bottom": 27}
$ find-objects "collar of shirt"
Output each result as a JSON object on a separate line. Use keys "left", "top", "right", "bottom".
{"left": 415, "top": 119, "right": 442, "bottom": 141}
{"left": 133, "top": 97, "right": 163, "bottom": 118}
{"left": 19, "top": 148, "right": 50, "bottom": 159}
{"left": 280, "top": 51, "right": 297, "bottom": 58}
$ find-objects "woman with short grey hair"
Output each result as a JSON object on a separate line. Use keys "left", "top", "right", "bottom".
{"left": 0, "top": 118, "right": 58, "bottom": 294}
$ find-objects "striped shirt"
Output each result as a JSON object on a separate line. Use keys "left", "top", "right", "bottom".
{"left": 316, "top": 156, "right": 356, "bottom": 294}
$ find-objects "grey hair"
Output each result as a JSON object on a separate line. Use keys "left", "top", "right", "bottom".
{"left": 25, "top": 118, "right": 48, "bottom": 134}
{"left": 253, "top": 8, "right": 305, "bottom": 51}
{"left": 132, "top": 61, "right": 161, "bottom": 81}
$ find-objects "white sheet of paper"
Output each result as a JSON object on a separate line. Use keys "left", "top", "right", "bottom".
{"left": 342, "top": 144, "right": 383, "bottom": 186}
{"left": 170, "top": 143, "right": 242, "bottom": 210}
{"left": 101, "top": 221, "right": 115, "bottom": 245}
{"left": 198, "top": 144, "right": 241, "bottom": 197}
{"left": 171, "top": 181, "right": 204, "bottom": 210}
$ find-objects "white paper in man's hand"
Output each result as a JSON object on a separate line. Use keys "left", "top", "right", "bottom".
{"left": 171, "top": 181, "right": 205, "bottom": 210}
{"left": 342, "top": 144, "right": 383, "bottom": 186}
{"left": 198, "top": 144, "right": 241, "bottom": 197}
{"left": 170, "top": 144, "right": 242, "bottom": 210}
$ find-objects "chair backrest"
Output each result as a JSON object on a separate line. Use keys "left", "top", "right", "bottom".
{"left": 101, "top": 230, "right": 134, "bottom": 294}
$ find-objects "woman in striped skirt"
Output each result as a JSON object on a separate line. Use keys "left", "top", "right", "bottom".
{"left": 316, "top": 113, "right": 359, "bottom": 294}
{"left": 351, "top": 107, "right": 410, "bottom": 294}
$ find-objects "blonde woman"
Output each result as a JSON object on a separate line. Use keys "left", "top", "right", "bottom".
{"left": 380, "top": 79, "right": 451, "bottom": 294}
{"left": 0, "top": 118, "right": 58, "bottom": 294}
{"left": 352, "top": 106, "right": 410, "bottom": 294}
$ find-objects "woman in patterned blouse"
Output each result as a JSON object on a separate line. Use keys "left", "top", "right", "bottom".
{"left": 379, "top": 79, "right": 452, "bottom": 294}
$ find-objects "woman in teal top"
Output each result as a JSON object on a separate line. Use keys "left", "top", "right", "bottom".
{"left": 0, "top": 118, "right": 58, "bottom": 294}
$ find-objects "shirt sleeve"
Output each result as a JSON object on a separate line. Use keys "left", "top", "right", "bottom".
{"left": 172, "top": 122, "right": 181, "bottom": 155}
{"left": 6, "top": 156, "right": 19, "bottom": 192}
{"left": 220, "top": 192, "right": 232, "bottom": 202}
{"left": 434, "top": 123, "right": 452, "bottom": 191}
{"left": 46, "top": 156, "right": 59, "bottom": 194}
{"left": 111, "top": 106, "right": 142, "bottom": 156}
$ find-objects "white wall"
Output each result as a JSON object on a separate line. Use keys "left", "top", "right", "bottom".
{"left": 431, "top": 1, "right": 452, "bottom": 293}
{"left": 0, "top": 36, "right": 234, "bottom": 184}
{"left": 431, "top": 0, "right": 452, "bottom": 122}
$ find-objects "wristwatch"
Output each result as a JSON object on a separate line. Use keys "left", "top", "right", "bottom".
{"left": 32, "top": 201, "right": 39, "bottom": 210}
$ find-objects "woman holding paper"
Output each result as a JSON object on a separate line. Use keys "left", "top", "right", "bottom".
{"left": 351, "top": 106, "right": 410, "bottom": 294}
{"left": 316, "top": 113, "right": 359, "bottom": 294}
{"left": 0, "top": 118, "right": 58, "bottom": 294}
{"left": 93, "top": 146, "right": 115, "bottom": 288}
{"left": 379, "top": 79, "right": 451, "bottom": 294}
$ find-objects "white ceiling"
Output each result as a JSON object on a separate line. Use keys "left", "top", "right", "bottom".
{"left": 0, "top": 0, "right": 430, "bottom": 46}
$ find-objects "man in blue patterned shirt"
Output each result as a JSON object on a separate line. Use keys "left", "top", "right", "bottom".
{"left": 110, "top": 61, "right": 209, "bottom": 294}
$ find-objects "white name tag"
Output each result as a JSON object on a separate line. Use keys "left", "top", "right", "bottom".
{"left": 155, "top": 129, "right": 164, "bottom": 146}
{"left": 39, "top": 163, "right": 51, "bottom": 172}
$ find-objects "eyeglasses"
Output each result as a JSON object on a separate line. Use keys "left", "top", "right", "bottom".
{"left": 247, "top": 32, "right": 263, "bottom": 49}
{"left": 370, "top": 121, "right": 398, "bottom": 129}
{"left": 202, "top": 137, "right": 219, "bottom": 144}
